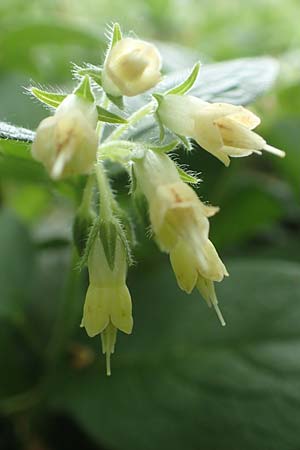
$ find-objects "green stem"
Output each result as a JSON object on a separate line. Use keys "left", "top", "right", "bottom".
{"left": 79, "top": 174, "right": 95, "bottom": 215}
{"left": 105, "top": 101, "right": 155, "bottom": 142}
{"left": 95, "top": 163, "right": 114, "bottom": 220}
{"left": 97, "top": 93, "right": 110, "bottom": 144}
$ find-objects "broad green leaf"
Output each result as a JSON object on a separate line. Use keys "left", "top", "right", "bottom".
{"left": 99, "top": 221, "right": 117, "bottom": 271}
{"left": 51, "top": 259, "right": 300, "bottom": 450}
{"left": 97, "top": 106, "right": 127, "bottom": 124}
{"left": 0, "top": 139, "right": 50, "bottom": 183}
{"left": 73, "top": 75, "right": 95, "bottom": 103}
{"left": 30, "top": 87, "right": 67, "bottom": 109}
{"left": 166, "top": 62, "right": 200, "bottom": 95}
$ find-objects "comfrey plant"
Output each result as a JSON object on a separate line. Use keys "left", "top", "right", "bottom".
{"left": 29, "top": 24, "right": 285, "bottom": 375}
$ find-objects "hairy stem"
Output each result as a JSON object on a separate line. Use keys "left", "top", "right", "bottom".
{"left": 105, "top": 101, "right": 155, "bottom": 142}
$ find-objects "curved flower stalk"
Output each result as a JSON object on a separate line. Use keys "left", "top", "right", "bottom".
{"left": 157, "top": 94, "right": 285, "bottom": 166}
{"left": 32, "top": 93, "right": 98, "bottom": 179}
{"left": 102, "top": 37, "right": 162, "bottom": 97}
{"left": 134, "top": 150, "right": 228, "bottom": 324}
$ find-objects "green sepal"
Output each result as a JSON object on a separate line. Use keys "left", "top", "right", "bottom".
{"left": 130, "top": 165, "right": 138, "bottom": 194}
{"left": 29, "top": 87, "right": 67, "bottom": 108}
{"left": 166, "top": 62, "right": 200, "bottom": 95}
{"left": 76, "top": 65, "right": 103, "bottom": 87}
{"left": 77, "top": 219, "right": 100, "bottom": 271}
{"left": 154, "top": 111, "right": 165, "bottom": 141}
{"left": 111, "top": 23, "right": 122, "bottom": 47}
{"left": 106, "top": 94, "right": 124, "bottom": 110}
{"left": 96, "top": 106, "right": 127, "bottom": 124}
{"left": 73, "top": 211, "right": 94, "bottom": 257}
{"left": 150, "top": 140, "right": 179, "bottom": 154}
{"left": 176, "top": 166, "right": 200, "bottom": 185}
{"left": 99, "top": 220, "right": 117, "bottom": 271}
{"left": 114, "top": 220, "right": 134, "bottom": 266}
{"left": 73, "top": 75, "right": 95, "bottom": 103}
{"left": 176, "top": 134, "right": 193, "bottom": 152}
{"left": 152, "top": 93, "right": 164, "bottom": 108}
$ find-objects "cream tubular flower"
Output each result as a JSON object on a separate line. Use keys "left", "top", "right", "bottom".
{"left": 134, "top": 151, "right": 228, "bottom": 324}
{"left": 32, "top": 94, "right": 98, "bottom": 179}
{"left": 102, "top": 37, "right": 162, "bottom": 97}
{"left": 158, "top": 94, "right": 285, "bottom": 166}
{"left": 81, "top": 236, "right": 133, "bottom": 375}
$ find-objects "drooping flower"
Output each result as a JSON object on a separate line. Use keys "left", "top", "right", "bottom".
{"left": 102, "top": 37, "right": 162, "bottom": 97}
{"left": 81, "top": 235, "right": 133, "bottom": 375}
{"left": 158, "top": 94, "right": 285, "bottom": 166}
{"left": 134, "top": 150, "right": 228, "bottom": 323}
{"left": 32, "top": 94, "right": 98, "bottom": 179}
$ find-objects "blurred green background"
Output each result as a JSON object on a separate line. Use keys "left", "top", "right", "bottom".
{"left": 1, "top": 0, "right": 300, "bottom": 449}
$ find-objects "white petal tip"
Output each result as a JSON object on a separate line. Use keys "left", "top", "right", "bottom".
{"left": 106, "top": 352, "right": 112, "bottom": 377}
{"left": 264, "top": 144, "right": 285, "bottom": 158}
{"left": 213, "top": 302, "right": 226, "bottom": 327}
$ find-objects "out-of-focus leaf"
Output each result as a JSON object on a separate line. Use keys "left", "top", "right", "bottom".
{"left": 0, "top": 20, "right": 104, "bottom": 75}
{"left": 127, "top": 56, "right": 279, "bottom": 141}
{"left": 51, "top": 259, "right": 300, "bottom": 450}
{"left": 0, "top": 139, "right": 49, "bottom": 183}
{"left": 0, "top": 210, "right": 35, "bottom": 321}
{"left": 265, "top": 119, "right": 300, "bottom": 198}
{"left": 211, "top": 179, "right": 284, "bottom": 248}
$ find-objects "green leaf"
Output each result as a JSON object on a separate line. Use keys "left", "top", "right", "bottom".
{"left": 99, "top": 221, "right": 117, "bottom": 271}
{"left": 51, "top": 259, "right": 300, "bottom": 450}
{"left": 96, "top": 106, "right": 127, "bottom": 124}
{"left": 166, "top": 62, "right": 201, "bottom": 95}
{"left": 176, "top": 165, "right": 200, "bottom": 184}
{"left": 30, "top": 87, "right": 67, "bottom": 109}
{"left": 0, "top": 20, "right": 105, "bottom": 75}
{"left": 73, "top": 75, "right": 95, "bottom": 103}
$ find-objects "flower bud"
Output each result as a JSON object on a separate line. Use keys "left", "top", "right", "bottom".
{"left": 81, "top": 236, "right": 133, "bottom": 374}
{"left": 158, "top": 94, "right": 285, "bottom": 166}
{"left": 102, "top": 37, "right": 162, "bottom": 97}
{"left": 32, "top": 94, "right": 98, "bottom": 179}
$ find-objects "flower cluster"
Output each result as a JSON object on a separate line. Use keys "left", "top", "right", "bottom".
{"left": 30, "top": 23, "right": 285, "bottom": 374}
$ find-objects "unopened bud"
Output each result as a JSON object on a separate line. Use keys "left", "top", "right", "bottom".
{"left": 102, "top": 38, "right": 162, "bottom": 97}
